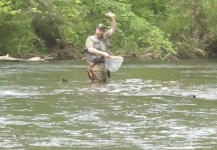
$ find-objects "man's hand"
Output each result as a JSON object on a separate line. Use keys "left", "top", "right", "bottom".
{"left": 103, "top": 51, "right": 110, "bottom": 58}
{"left": 106, "top": 12, "right": 116, "bottom": 18}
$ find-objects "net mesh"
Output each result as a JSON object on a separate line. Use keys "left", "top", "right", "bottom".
{"left": 105, "top": 56, "right": 123, "bottom": 72}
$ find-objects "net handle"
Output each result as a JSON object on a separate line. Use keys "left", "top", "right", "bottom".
{"left": 109, "top": 56, "right": 124, "bottom": 60}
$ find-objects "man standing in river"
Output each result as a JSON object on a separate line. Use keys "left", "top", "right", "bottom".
{"left": 85, "top": 12, "right": 116, "bottom": 83}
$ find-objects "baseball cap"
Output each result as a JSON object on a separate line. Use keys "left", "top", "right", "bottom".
{"left": 97, "top": 24, "right": 105, "bottom": 30}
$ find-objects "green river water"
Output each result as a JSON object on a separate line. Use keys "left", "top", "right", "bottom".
{"left": 0, "top": 60, "right": 216, "bottom": 150}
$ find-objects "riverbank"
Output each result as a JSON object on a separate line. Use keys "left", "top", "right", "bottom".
{"left": 1, "top": 45, "right": 215, "bottom": 62}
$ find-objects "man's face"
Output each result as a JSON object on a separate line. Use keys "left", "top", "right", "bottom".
{"left": 96, "top": 28, "right": 105, "bottom": 39}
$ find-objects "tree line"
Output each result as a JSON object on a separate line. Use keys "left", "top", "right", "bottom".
{"left": 1, "top": 0, "right": 217, "bottom": 60}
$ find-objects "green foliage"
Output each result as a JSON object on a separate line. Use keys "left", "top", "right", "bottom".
{"left": 0, "top": 0, "right": 21, "bottom": 15}
{"left": 83, "top": 0, "right": 176, "bottom": 58}
{"left": 154, "top": 0, "right": 217, "bottom": 57}
{"left": 0, "top": 0, "right": 45, "bottom": 56}
{"left": 1, "top": 0, "right": 217, "bottom": 59}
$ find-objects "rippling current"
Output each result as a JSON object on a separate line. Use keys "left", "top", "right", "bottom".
{"left": 0, "top": 60, "right": 217, "bottom": 150}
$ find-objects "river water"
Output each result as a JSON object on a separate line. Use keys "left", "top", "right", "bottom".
{"left": 0, "top": 60, "right": 216, "bottom": 150}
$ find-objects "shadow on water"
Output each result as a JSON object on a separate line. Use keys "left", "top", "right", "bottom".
{"left": 0, "top": 60, "right": 217, "bottom": 149}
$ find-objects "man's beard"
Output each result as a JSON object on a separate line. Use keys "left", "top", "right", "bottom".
{"left": 97, "top": 34, "right": 103, "bottom": 39}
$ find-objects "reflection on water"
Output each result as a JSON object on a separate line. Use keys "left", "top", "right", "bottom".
{"left": 0, "top": 61, "right": 217, "bottom": 149}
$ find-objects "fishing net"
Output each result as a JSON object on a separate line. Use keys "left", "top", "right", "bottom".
{"left": 105, "top": 56, "right": 124, "bottom": 72}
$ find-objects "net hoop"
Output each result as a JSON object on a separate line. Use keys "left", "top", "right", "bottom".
{"left": 105, "top": 56, "right": 124, "bottom": 72}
